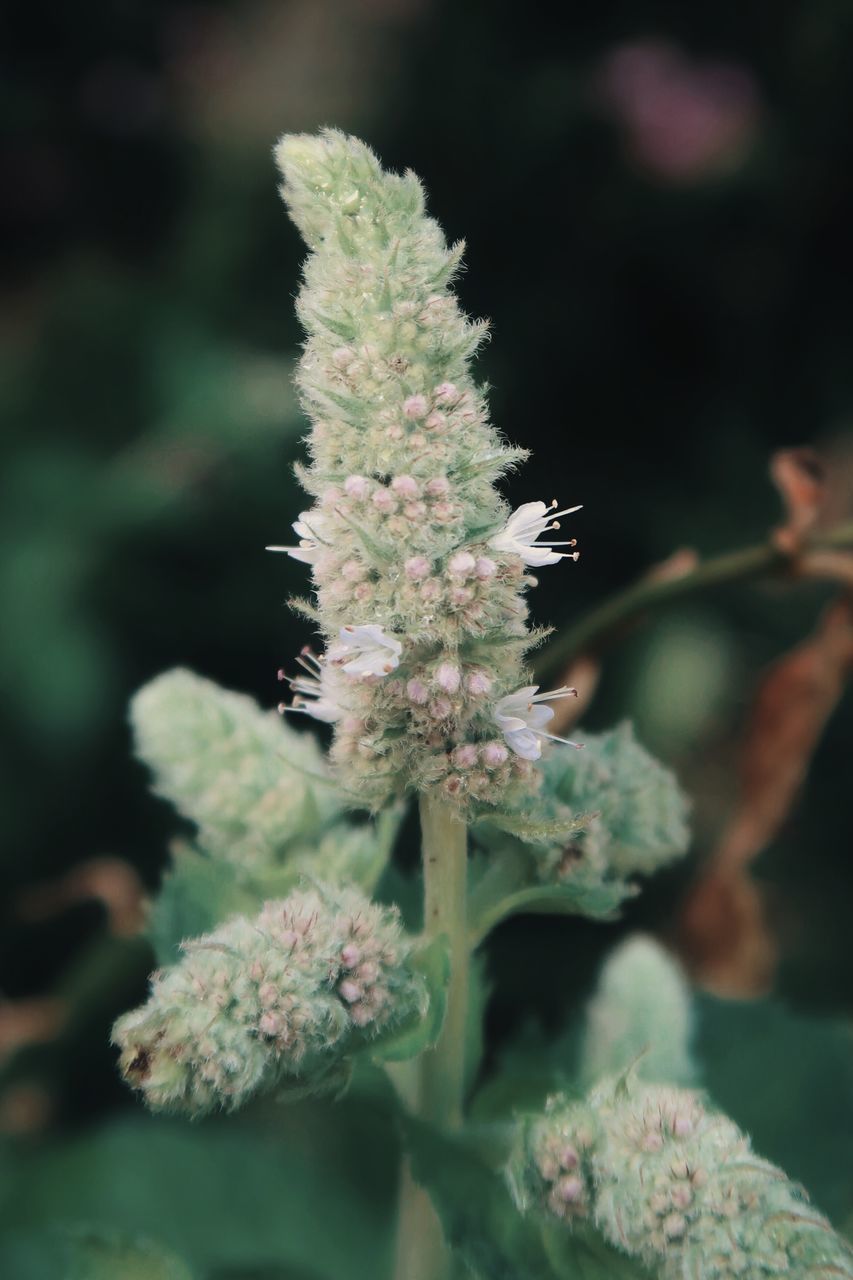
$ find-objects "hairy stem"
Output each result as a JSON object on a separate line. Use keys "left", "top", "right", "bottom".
{"left": 392, "top": 792, "right": 469, "bottom": 1280}
{"left": 539, "top": 519, "right": 853, "bottom": 677}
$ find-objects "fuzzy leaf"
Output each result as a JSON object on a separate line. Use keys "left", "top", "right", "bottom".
{"left": 370, "top": 934, "right": 450, "bottom": 1063}
{"left": 468, "top": 846, "right": 632, "bottom": 944}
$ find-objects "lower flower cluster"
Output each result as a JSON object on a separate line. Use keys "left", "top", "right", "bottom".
{"left": 510, "top": 1079, "right": 853, "bottom": 1280}
{"left": 113, "top": 885, "right": 423, "bottom": 1116}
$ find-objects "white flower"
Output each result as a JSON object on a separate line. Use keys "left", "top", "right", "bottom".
{"left": 279, "top": 649, "right": 343, "bottom": 723}
{"left": 494, "top": 685, "right": 581, "bottom": 761}
{"left": 490, "top": 500, "right": 581, "bottom": 567}
{"left": 330, "top": 624, "right": 402, "bottom": 679}
{"left": 266, "top": 512, "right": 328, "bottom": 564}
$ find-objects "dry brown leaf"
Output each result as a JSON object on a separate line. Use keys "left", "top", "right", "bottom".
{"left": 770, "top": 447, "right": 826, "bottom": 554}
{"left": 679, "top": 593, "right": 853, "bottom": 995}
{"left": 16, "top": 857, "right": 145, "bottom": 938}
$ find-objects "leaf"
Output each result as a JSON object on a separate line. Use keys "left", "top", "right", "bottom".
{"left": 370, "top": 935, "right": 450, "bottom": 1063}
{"left": 147, "top": 844, "right": 297, "bottom": 964}
{"left": 468, "top": 847, "right": 631, "bottom": 945}
{"left": 0, "top": 1227, "right": 193, "bottom": 1280}
{"left": 695, "top": 995, "right": 853, "bottom": 1223}
{"left": 0, "top": 1107, "right": 397, "bottom": 1280}
{"left": 401, "top": 1116, "right": 557, "bottom": 1278}
{"left": 478, "top": 811, "right": 585, "bottom": 844}
{"left": 401, "top": 1118, "right": 650, "bottom": 1280}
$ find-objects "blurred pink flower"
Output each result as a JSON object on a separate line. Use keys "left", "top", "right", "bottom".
{"left": 597, "top": 40, "right": 761, "bottom": 182}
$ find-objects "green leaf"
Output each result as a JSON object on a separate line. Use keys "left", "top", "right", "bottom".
{"left": 371, "top": 935, "right": 450, "bottom": 1063}
{"left": 0, "top": 1107, "right": 397, "bottom": 1280}
{"left": 695, "top": 995, "right": 853, "bottom": 1223}
{"left": 147, "top": 844, "right": 299, "bottom": 964}
{"left": 401, "top": 1119, "right": 651, "bottom": 1280}
{"left": 401, "top": 1117, "right": 558, "bottom": 1278}
{"left": 0, "top": 1227, "right": 193, "bottom": 1280}
{"left": 467, "top": 847, "right": 632, "bottom": 945}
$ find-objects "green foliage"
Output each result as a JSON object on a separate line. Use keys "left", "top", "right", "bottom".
{"left": 696, "top": 995, "right": 853, "bottom": 1222}
{"left": 131, "top": 669, "right": 345, "bottom": 870}
{"left": 468, "top": 723, "right": 690, "bottom": 938}
{"left": 0, "top": 1227, "right": 194, "bottom": 1280}
{"left": 371, "top": 935, "right": 450, "bottom": 1064}
{"left": 402, "top": 1118, "right": 648, "bottom": 1279}
{"left": 578, "top": 935, "right": 695, "bottom": 1087}
{"left": 0, "top": 1108, "right": 398, "bottom": 1280}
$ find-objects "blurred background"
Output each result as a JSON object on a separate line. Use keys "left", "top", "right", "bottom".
{"left": 2, "top": 1, "right": 852, "bottom": 1275}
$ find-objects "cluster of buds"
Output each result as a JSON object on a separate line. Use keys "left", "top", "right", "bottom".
{"left": 509, "top": 1079, "right": 853, "bottom": 1279}
{"left": 131, "top": 668, "right": 344, "bottom": 871}
{"left": 113, "top": 885, "right": 423, "bottom": 1116}
{"left": 269, "top": 131, "right": 582, "bottom": 810}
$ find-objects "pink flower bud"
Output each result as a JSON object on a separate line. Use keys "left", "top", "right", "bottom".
{"left": 339, "top": 979, "right": 363, "bottom": 1004}
{"left": 435, "top": 662, "right": 461, "bottom": 693}
{"left": 475, "top": 556, "right": 497, "bottom": 579}
{"left": 405, "top": 556, "right": 430, "bottom": 580}
{"left": 424, "top": 411, "right": 446, "bottom": 432}
{"left": 482, "top": 740, "right": 508, "bottom": 767}
{"left": 344, "top": 474, "right": 369, "bottom": 499}
{"left": 406, "top": 679, "right": 429, "bottom": 705}
{"left": 259, "top": 1012, "right": 281, "bottom": 1037}
{"left": 258, "top": 983, "right": 279, "bottom": 1008}
{"left": 372, "top": 488, "right": 395, "bottom": 513}
{"left": 332, "top": 347, "right": 352, "bottom": 368}
{"left": 425, "top": 476, "right": 449, "bottom": 497}
{"left": 341, "top": 943, "right": 360, "bottom": 968}
{"left": 434, "top": 381, "right": 458, "bottom": 404}
{"left": 448, "top": 551, "right": 476, "bottom": 578}
{"left": 431, "top": 698, "right": 452, "bottom": 720}
{"left": 466, "top": 670, "right": 493, "bottom": 696}
{"left": 556, "top": 1176, "right": 583, "bottom": 1204}
{"left": 452, "top": 743, "right": 478, "bottom": 768}
{"left": 403, "top": 394, "right": 428, "bottom": 419}
{"left": 420, "top": 578, "right": 441, "bottom": 601}
{"left": 451, "top": 586, "right": 473, "bottom": 605}
{"left": 432, "top": 502, "right": 456, "bottom": 523}
{"left": 391, "top": 474, "right": 419, "bottom": 498}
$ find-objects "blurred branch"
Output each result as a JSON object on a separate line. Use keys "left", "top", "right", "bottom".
{"left": 538, "top": 518, "right": 853, "bottom": 679}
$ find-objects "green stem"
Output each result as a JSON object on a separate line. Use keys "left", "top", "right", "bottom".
{"left": 418, "top": 791, "right": 469, "bottom": 1128}
{"left": 539, "top": 519, "right": 853, "bottom": 678}
{"left": 392, "top": 791, "right": 469, "bottom": 1280}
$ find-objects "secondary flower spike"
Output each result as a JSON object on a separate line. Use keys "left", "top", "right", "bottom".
{"left": 270, "top": 130, "right": 584, "bottom": 809}
{"left": 112, "top": 885, "right": 425, "bottom": 1116}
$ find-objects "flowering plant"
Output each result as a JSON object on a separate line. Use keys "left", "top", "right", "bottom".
{"left": 108, "top": 132, "right": 853, "bottom": 1280}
